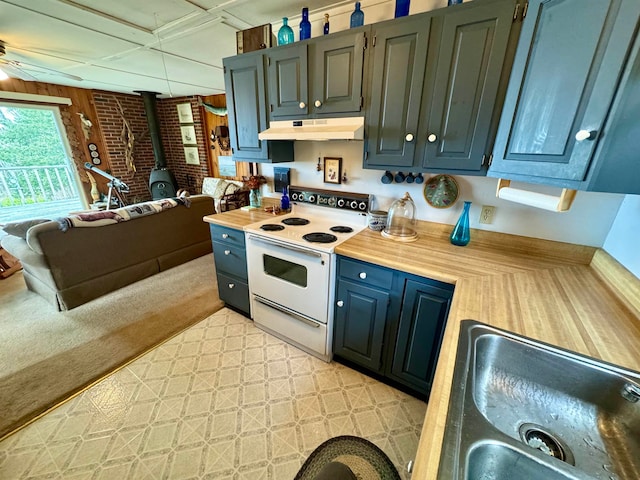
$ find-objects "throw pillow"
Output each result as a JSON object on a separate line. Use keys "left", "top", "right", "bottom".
{"left": 2, "top": 219, "right": 50, "bottom": 239}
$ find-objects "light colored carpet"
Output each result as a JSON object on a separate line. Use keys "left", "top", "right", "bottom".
{"left": 0, "top": 254, "right": 224, "bottom": 440}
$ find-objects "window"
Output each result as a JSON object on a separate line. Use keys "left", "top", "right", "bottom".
{"left": 0, "top": 103, "right": 84, "bottom": 223}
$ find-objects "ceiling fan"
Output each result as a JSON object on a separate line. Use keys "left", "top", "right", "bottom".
{"left": 0, "top": 40, "right": 83, "bottom": 82}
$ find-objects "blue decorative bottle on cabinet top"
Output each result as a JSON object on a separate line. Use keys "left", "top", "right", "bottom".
{"left": 450, "top": 201, "right": 471, "bottom": 246}
{"left": 323, "top": 13, "right": 330, "bottom": 35}
{"left": 278, "top": 17, "right": 294, "bottom": 45}
{"left": 395, "top": 0, "right": 410, "bottom": 17}
{"left": 299, "top": 8, "right": 311, "bottom": 40}
{"left": 350, "top": 2, "right": 364, "bottom": 28}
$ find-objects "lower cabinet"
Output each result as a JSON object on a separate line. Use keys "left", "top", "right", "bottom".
{"left": 333, "top": 256, "right": 454, "bottom": 397}
{"left": 209, "top": 224, "right": 250, "bottom": 315}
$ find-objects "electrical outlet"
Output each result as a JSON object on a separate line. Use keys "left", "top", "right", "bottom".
{"left": 480, "top": 205, "right": 495, "bottom": 224}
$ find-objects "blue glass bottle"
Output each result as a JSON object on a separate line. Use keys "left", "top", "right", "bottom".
{"left": 450, "top": 201, "right": 471, "bottom": 246}
{"left": 323, "top": 13, "right": 330, "bottom": 35}
{"left": 278, "top": 17, "right": 294, "bottom": 46}
{"left": 280, "top": 186, "right": 290, "bottom": 211}
{"left": 395, "top": 0, "right": 410, "bottom": 17}
{"left": 350, "top": 2, "right": 364, "bottom": 28}
{"left": 299, "top": 8, "right": 311, "bottom": 40}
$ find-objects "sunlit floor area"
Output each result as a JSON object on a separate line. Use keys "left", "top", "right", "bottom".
{"left": 0, "top": 308, "right": 426, "bottom": 479}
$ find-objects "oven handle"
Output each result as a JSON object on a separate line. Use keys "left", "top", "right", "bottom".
{"left": 253, "top": 295, "right": 321, "bottom": 328}
{"left": 247, "top": 234, "right": 324, "bottom": 259}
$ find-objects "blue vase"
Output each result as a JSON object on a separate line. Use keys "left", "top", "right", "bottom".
{"left": 395, "top": 0, "right": 410, "bottom": 17}
{"left": 278, "top": 17, "right": 294, "bottom": 45}
{"left": 450, "top": 201, "right": 471, "bottom": 246}
{"left": 323, "top": 13, "right": 330, "bottom": 35}
{"left": 350, "top": 2, "right": 364, "bottom": 28}
{"left": 280, "top": 186, "right": 290, "bottom": 211}
{"left": 250, "top": 189, "right": 261, "bottom": 208}
{"left": 299, "top": 8, "right": 311, "bottom": 40}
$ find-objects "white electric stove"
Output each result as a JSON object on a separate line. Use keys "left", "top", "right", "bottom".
{"left": 243, "top": 187, "right": 371, "bottom": 361}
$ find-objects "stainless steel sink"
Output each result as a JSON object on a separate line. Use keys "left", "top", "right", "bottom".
{"left": 438, "top": 320, "right": 640, "bottom": 480}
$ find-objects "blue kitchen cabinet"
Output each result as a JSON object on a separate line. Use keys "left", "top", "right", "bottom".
{"left": 388, "top": 279, "right": 452, "bottom": 394}
{"left": 223, "top": 52, "right": 294, "bottom": 163}
{"left": 488, "top": 0, "right": 640, "bottom": 193}
{"left": 209, "top": 224, "right": 250, "bottom": 315}
{"left": 267, "top": 28, "right": 367, "bottom": 120}
{"left": 365, "top": 0, "right": 521, "bottom": 173}
{"left": 334, "top": 256, "right": 453, "bottom": 397}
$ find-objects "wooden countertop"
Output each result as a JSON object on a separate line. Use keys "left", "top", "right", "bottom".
{"left": 204, "top": 210, "right": 640, "bottom": 479}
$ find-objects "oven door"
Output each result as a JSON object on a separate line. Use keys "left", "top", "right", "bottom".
{"left": 246, "top": 234, "right": 331, "bottom": 323}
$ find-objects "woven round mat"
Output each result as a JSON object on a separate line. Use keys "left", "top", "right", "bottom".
{"left": 294, "top": 436, "right": 401, "bottom": 480}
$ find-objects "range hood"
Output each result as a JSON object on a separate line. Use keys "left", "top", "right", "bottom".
{"left": 258, "top": 117, "right": 364, "bottom": 141}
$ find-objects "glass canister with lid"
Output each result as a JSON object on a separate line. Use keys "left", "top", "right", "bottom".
{"left": 381, "top": 192, "right": 418, "bottom": 242}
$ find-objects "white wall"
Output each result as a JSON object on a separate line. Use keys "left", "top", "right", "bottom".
{"left": 603, "top": 195, "right": 640, "bottom": 278}
{"left": 259, "top": 141, "right": 625, "bottom": 247}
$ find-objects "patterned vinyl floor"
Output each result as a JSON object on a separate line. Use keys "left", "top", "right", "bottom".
{"left": 0, "top": 308, "right": 427, "bottom": 479}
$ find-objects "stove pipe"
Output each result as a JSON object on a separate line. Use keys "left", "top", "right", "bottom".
{"left": 136, "top": 91, "right": 178, "bottom": 199}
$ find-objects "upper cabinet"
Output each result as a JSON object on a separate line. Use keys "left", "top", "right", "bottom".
{"left": 267, "top": 29, "right": 366, "bottom": 119}
{"left": 488, "top": 0, "right": 640, "bottom": 192}
{"left": 418, "top": 0, "right": 518, "bottom": 173}
{"left": 364, "top": 0, "right": 522, "bottom": 173}
{"left": 223, "top": 52, "right": 294, "bottom": 163}
{"left": 365, "top": 15, "right": 431, "bottom": 169}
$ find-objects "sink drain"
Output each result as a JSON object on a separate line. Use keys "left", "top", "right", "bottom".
{"left": 519, "top": 423, "right": 575, "bottom": 465}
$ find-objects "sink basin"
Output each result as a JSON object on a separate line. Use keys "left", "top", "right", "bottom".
{"left": 438, "top": 320, "right": 640, "bottom": 480}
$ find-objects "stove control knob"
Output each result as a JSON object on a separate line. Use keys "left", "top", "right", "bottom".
{"left": 337, "top": 300, "right": 344, "bottom": 307}
{"left": 308, "top": 195, "right": 316, "bottom": 204}
{"left": 358, "top": 202, "right": 367, "bottom": 211}
{"left": 350, "top": 200, "right": 358, "bottom": 209}
{"left": 359, "top": 272, "right": 367, "bottom": 279}
{"left": 337, "top": 199, "right": 345, "bottom": 207}
{"left": 328, "top": 197, "right": 337, "bottom": 207}
{"left": 224, "top": 250, "right": 231, "bottom": 256}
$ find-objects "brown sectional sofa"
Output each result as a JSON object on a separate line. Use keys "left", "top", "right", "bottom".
{"left": 1, "top": 195, "right": 215, "bottom": 310}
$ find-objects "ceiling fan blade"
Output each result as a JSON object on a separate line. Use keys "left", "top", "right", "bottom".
{"left": 0, "top": 61, "right": 38, "bottom": 81}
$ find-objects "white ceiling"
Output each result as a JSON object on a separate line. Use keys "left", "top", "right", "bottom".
{"left": 0, "top": 0, "right": 355, "bottom": 97}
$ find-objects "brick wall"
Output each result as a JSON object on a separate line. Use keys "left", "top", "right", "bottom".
{"left": 93, "top": 91, "right": 156, "bottom": 203}
{"left": 157, "top": 96, "right": 210, "bottom": 194}
{"left": 93, "top": 92, "right": 211, "bottom": 201}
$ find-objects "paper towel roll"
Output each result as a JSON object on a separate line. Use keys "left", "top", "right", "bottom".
{"left": 497, "top": 187, "right": 565, "bottom": 211}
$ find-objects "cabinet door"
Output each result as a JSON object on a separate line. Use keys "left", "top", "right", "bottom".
{"left": 267, "top": 44, "right": 308, "bottom": 118}
{"left": 489, "top": 0, "right": 640, "bottom": 182}
{"left": 420, "top": 0, "right": 516, "bottom": 172}
{"left": 223, "top": 54, "right": 268, "bottom": 161}
{"left": 389, "top": 279, "right": 452, "bottom": 395}
{"left": 365, "top": 15, "right": 431, "bottom": 168}
{"left": 334, "top": 279, "right": 389, "bottom": 372}
{"left": 310, "top": 31, "right": 365, "bottom": 115}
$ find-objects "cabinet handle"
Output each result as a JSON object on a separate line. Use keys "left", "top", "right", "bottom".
{"left": 405, "top": 133, "right": 414, "bottom": 142}
{"left": 359, "top": 272, "right": 367, "bottom": 279}
{"left": 575, "top": 129, "right": 596, "bottom": 141}
{"left": 337, "top": 300, "right": 344, "bottom": 307}
{"left": 228, "top": 283, "right": 235, "bottom": 289}
{"left": 224, "top": 249, "right": 231, "bottom": 255}
{"left": 427, "top": 133, "right": 437, "bottom": 143}
{"left": 222, "top": 233, "right": 229, "bottom": 239}
{"left": 314, "top": 100, "right": 322, "bottom": 108}
{"left": 299, "top": 102, "right": 306, "bottom": 109}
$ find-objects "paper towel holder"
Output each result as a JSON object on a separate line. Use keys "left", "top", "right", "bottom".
{"left": 496, "top": 179, "right": 577, "bottom": 212}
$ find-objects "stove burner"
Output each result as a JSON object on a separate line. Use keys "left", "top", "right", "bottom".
{"left": 260, "top": 224, "right": 285, "bottom": 231}
{"left": 303, "top": 232, "right": 338, "bottom": 244}
{"left": 282, "top": 217, "right": 310, "bottom": 226}
{"left": 330, "top": 226, "right": 354, "bottom": 233}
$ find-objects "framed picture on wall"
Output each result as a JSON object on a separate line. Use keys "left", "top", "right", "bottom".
{"left": 323, "top": 157, "right": 342, "bottom": 184}
{"left": 177, "top": 103, "right": 194, "bottom": 123}
{"left": 180, "top": 125, "right": 197, "bottom": 145}
{"left": 218, "top": 155, "right": 236, "bottom": 177}
{"left": 184, "top": 146, "right": 200, "bottom": 165}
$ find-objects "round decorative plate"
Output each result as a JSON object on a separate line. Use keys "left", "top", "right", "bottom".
{"left": 424, "top": 174, "right": 459, "bottom": 209}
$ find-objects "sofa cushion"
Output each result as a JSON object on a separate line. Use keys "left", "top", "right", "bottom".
{"left": 202, "top": 177, "right": 229, "bottom": 199}
{"left": 2, "top": 219, "right": 50, "bottom": 239}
